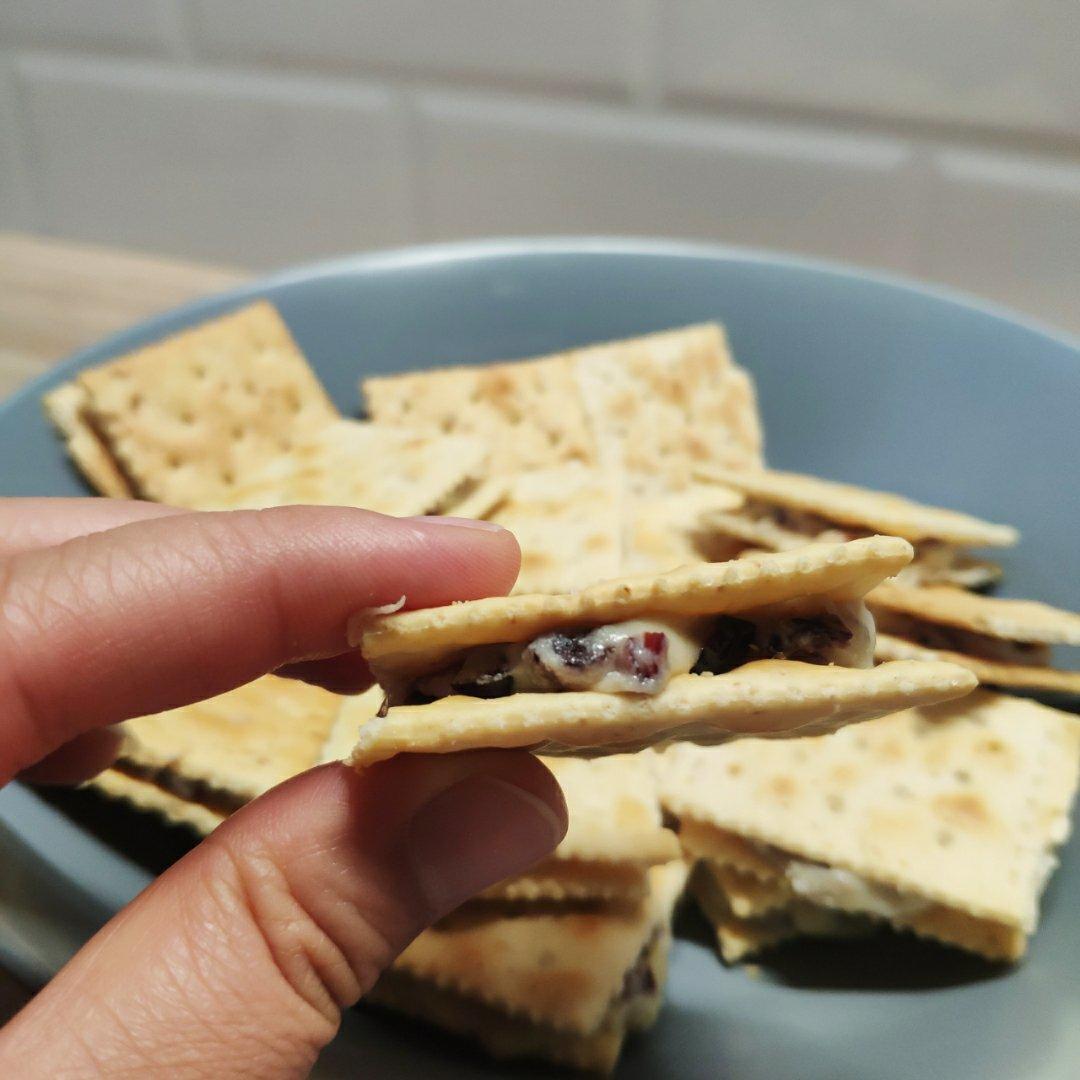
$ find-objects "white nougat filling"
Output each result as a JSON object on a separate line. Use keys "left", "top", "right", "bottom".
{"left": 785, "top": 861, "right": 929, "bottom": 920}
{"left": 513, "top": 617, "right": 706, "bottom": 695}
{"left": 407, "top": 600, "right": 877, "bottom": 704}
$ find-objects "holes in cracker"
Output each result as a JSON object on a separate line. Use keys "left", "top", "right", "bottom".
{"left": 936, "top": 829, "right": 954, "bottom": 848}
{"left": 231, "top": 424, "right": 245, "bottom": 441}
{"left": 191, "top": 364, "right": 207, "bottom": 380}
{"left": 220, "top": 468, "right": 235, "bottom": 485}
{"left": 892, "top": 782, "right": 913, "bottom": 800}
{"left": 129, "top": 392, "right": 143, "bottom": 410}
{"left": 166, "top": 452, "right": 182, "bottom": 469}
{"left": 953, "top": 768, "right": 971, "bottom": 785}
{"left": 278, "top": 438, "right": 293, "bottom": 452}
{"left": 179, "top": 409, "right": 195, "bottom": 426}
{"left": 826, "top": 793, "right": 845, "bottom": 813}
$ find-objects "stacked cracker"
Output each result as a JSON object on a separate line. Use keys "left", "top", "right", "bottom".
{"left": 657, "top": 690, "right": 1080, "bottom": 963}
{"left": 43, "top": 299, "right": 1080, "bottom": 1073}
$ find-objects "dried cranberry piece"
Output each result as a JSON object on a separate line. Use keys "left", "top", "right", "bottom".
{"left": 618, "top": 633, "right": 667, "bottom": 682}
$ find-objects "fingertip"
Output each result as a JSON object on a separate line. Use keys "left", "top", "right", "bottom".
{"left": 406, "top": 514, "right": 521, "bottom": 598}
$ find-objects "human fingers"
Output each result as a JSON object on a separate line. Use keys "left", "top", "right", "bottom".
{"left": 0, "top": 751, "right": 566, "bottom": 1079}
{"left": 0, "top": 496, "right": 186, "bottom": 557}
{"left": 0, "top": 506, "right": 519, "bottom": 782}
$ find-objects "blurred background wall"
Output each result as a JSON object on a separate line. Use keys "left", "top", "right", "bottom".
{"left": 1, "top": 1, "right": 1078, "bottom": 334}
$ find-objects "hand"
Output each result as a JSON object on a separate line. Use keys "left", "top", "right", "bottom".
{"left": 0, "top": 499, "right": 567, "bottom": 1078}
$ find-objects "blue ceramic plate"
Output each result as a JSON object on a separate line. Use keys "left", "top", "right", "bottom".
{"left": 1, "top": 239, "right": 1077, "bottom": 1079}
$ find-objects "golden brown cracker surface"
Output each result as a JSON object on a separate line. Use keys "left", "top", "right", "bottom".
{"left": 88, "top": 768, "right": 226, "bottom": 835}
{"left": 874, "top": 633, "right": 1080, "bottom": 695}
{"left": 42, "top": 381, "right": 135, "bottom": 498}
{"left": 699, "top": 466, "right": 1017, "bottom": 547}
{"left": 657, "top": 691, "right": 1080, "bottom": 949}
{"left": 201, "top": 419, "right": 487, "bottom": 517}
{"left": 358, "top": 536, "right": 915, "bottom": 672}
{"left": 120, "top": 674, "right": 340, "bottom": 803}
{"left": 349, "top": 660, "right": 975, "bottom": 765}
{"left": 870, "top": 583, "right": 1080, "bottom": 645}
{"left": 389, "top": 862, "right": 686, "bottom": 1036}
{"left": 483, "top": 464, "right": 623, "bottom": 594}
{"left": 75, "top": 301, "right": 338, "bottom": 506}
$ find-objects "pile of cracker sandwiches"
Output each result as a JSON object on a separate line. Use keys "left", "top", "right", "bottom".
{"left": 44, "top": 302, "right": 1080, "bottom": 1074}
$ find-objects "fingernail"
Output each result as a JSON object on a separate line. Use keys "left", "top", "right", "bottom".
{"left": 406, "top": 773, "right": 565, "bottom": 915}
{"left": 410, "top": 515, "right": 507, "bottom": 533}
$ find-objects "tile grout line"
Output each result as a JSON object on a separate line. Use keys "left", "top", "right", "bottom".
{"left": 156, "top": 0, "right": 198, "bottom": 64}
{"left": 0, "top": 51, "right": 43, "bottom": 233}
{"left": 7, "top": 45, "right": 1080, "bottom": 166}
{"left": 624, "top": 0, "right": 662, "bottom": 112}
{"left": 396, "top": 85, "right": 429, "bottom": 245}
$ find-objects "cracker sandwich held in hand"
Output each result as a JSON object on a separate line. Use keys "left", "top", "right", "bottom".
{"left": 348, "top": 537, "right": 977, "bottom": 765}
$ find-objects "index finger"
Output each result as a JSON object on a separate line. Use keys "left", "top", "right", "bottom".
{"left": 0, "top": 497, "right": 186, "bottom": 557}
{"left": 0, "top": 506, "right": 519, "bottom": 782}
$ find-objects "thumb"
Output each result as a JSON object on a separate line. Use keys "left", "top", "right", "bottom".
{"left": 0, "top": 751, "right": 566, "bottom": 1079}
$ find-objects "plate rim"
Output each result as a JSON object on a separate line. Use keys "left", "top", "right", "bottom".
{"left": 8, "top": 235, "right": 1078, "bottom": 414}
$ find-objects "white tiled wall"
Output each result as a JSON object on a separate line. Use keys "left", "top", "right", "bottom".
{"left": 417, "top": 92, "right": 921, "bottom": 269}
{"left": 16, "top": 54, "right": 413, "bottom": 265}
{"left": 0, "top": 1, "right": 172, "bottom": 55}
{"left": 1, "top": 0, "right": 1078, "bottom": 335}
{"left": 190, "top": 1, "right": 632, "bottom": 96}
{"left": 660, "top": 1, "right": 1080, "bottom": 139}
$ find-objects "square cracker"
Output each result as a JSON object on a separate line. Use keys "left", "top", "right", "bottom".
{"left": 698, "top": 466, "right": 1018, "bottom": 548}
{"left": 482, "top": 860, "right": 654, "bottom": 905}
{"left": 42, "top": 382, "right": 134, "bottom": 498}
{"left": 350, "top": 659, "right": 975, "bottom": 764}
{"left": 573, "top": 325, "right": 763, "bottom": 492}
{"left": 870, "top": 582, "right": 1080, "bottom": 694}
{"left": 88, "top": 767, "right": 226, "bottom": 836}
{"left": 689, "top": 860, "right": 871, "bottom": 963}
{"left": 318, "top": 686, "right": 390, "bottom": 764}
{"left": 621, "top": 485, "right": 747, "bottom": 575}
{"left": 357, "top": 536, "right": 916, "bottom": 672}
{"left": 362, "top": 323, "right": 764, "bottom": 489}
{"left": 381, "top": 861, "right": 687, "bottom": 1037}
{"left": 119, "top": 674, "right": 340, "bottom": 805}
{"left": 367, "top": 969, "right": 655, "bottom": 1074}
{"left": 869, "top": 582, "right": 1080, "bottom": 645}
{"left": 73, "top": 300, "right": 338, "bottom": 506}
{"left": 199, "top": 418, "right": 488, "bottom": 517}
{"left": 481, "top": 464, "right": 623, "bottom": 595}
{"left": 485, "top": 755, "right": 681, "bottom": 903}
{"left": 874, "top": 632, "right": 1080, "bottom": 696}
{"left": 656, "top": 690, "right": 1080, "bottom": 959}
{"left": 540, "top": 755, "right": 680, "bottom": 865}
{"left": 363, "top": 351, "right": 596, "bottom": 475}
{"left": 349, "top": 538, "right": 978, "bottom": 763}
